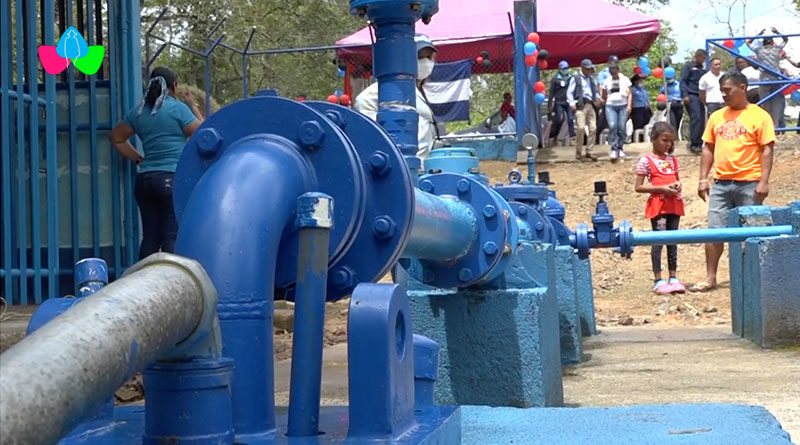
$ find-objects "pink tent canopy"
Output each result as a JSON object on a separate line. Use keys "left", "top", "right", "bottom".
{"left": 336, "top": 0, "right": 660, "bottom": 73}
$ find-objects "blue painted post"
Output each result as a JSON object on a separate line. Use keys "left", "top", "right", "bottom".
{"left": 108, "top": 0, "right": 123, "bottom": 276}
{"left": 15, "top": 1, "right": 29, "bottom": 305}
{"left": 25, "top": 0, "right": 42, "bottom": 303}
{"left": 88, "top": 0, "right": 100, "bottom": 259}
{"left": 287, "top": 193, "right": 333, "bottom": 437}
{"left": 1, "top": 0, "right": 13, "bottom": 303}
{"left": 44, "top": 0, "right": 59, "bottom": 299}
{"left": 413, "top": 334, "right": 440, "bottom": 411}
{"left": 65, "top": 0, "right": 80, "bottom": 277}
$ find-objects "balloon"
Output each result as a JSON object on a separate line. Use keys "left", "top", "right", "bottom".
{"left": 338, "top": 68, "right": 346, "bottom": 77}
{"left": 791, "top": 90, "right": 800, "bottom": 102}
{"left": 524, "top": 54, "right": 537, "bottom": 67}
{"left": 734, "top": 38, "right": 744, "bottom": 48}
{"left": 633, "top": 66, "right": 642, "bottom": 75}
{"left": 534, "top": 92, "right": 546, "bottom": 104}
{"left": 657, "top": 93, "right": 667, "bottom": 102}
{"left": 534, "top": 81, "right": 546, "bottom": 93}
{"left": 664, "top": 66, "right": 676, "bottom": 79}
{"left": 476, "top": 56, "right": 484, "bottom": 65}
{"left": 334, "top": 89, "right": 343, "bottom": 98}
{"left": 481, "top": 50, "right": 490, "bottom": 59}
{"left": 652, "top": 67, "right": 663, "bottom": 78}
{"left": 339, "top": 94, "right": 351, "bottom": 106}
{"left": 642, "top": 66, "right": 651, "bottom": 76}
{"left": 538, "top": 60, "right": 548, "bottom": 70}
{"left": 482, "top": 59, "right": 492, "bottom": 68}
{"left": 364, "top": 71, "right": 372, "bottom": 79}
{"left": 638, "top": 56, "right": 649, "bottom": 69}
{"left": 538, "top": 49, "right": 549, "bottom": 60}
{"left": 327, "top": 94, "right": 339, "bottom": 104}
{"left": 723, "top": 39, "right": 735, "bottom": 48}
{"left": 527, "top": 32, "right": 540, "bottom": 44}
{"left": 531, "top": 50, "right": 538, "bottom": 61}
{"left": 656, "top": 101, "right": 667, "bottom": 111}
{"left": 524, "top": 42, "right": 537, "bottom": 55}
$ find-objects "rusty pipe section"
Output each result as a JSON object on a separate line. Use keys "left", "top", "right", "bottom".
{"left": 0, "top": 253, "right": 219, "bottom": 445}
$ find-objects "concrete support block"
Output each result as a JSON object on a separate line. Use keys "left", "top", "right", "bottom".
{"left": 408, "top": 243, "right": 563, "bottom": 408}
{"left": 554, "top": 246, "right": 583, "bottom": 364}
{"left": 727, "top": 206, "right": 774, "bottom": 337}
{"left": 572, "top": 255, "right": 596, "bottom": 336}
{"left": 743, "top": 235, "right": 800, "bottom": 347}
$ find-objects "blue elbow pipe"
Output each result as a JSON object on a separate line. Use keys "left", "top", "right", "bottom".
{"left": 631, "top": 225, "right": 793, "bottom": 246}
{"left": 175, "top": 138, "right": 310, "bottom": 439}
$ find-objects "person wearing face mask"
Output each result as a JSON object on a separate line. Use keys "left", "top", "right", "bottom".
{"left": 355, "top": 33, "right": 438, "bottom": 165}
{"left": 548, "top": 60, "right": 576, "bottom": 145}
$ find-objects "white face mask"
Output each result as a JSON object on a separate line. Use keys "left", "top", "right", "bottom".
{"left": 417, "top": 58, "right": 435, "bottom": 81}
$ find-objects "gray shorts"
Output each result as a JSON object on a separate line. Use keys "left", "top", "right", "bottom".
{"left": 708, "top": 180, "right": 760, "bottom": 228}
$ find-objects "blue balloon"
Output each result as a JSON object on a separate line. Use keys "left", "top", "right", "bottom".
{"left": 791, "top": 90, "right": 800, "bottom": 103}
{"left": 334, "top": 89, "right": 344, "bottom": 98}
{"left": 338, "top": 68, "right": 346, "bottom": 78}
{"left": 641, "top": 66, "right": 651, "bottom": 76}
{"left": 638, "top": 56, "right": 649, "bottom": 69}
{"left": 534, "top": 92, "right": 546, "bottom": 104}
{"left": 664, "top": 66, "right": 676, "bottom": 79}
{"left": 734, "top": 38, "right": 745, "bottom": 48}
{"left": 524, "top": 42, "right": 537, "bottom": 56}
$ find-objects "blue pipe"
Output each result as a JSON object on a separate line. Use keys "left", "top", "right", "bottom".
{"left": 631, "top": 225, "right": 793, "bottom": 246}
{"left": 287, "top": 193, "right": 333, "bottom": 437}
{"left": 175, "top": 137, "right": 311, "bottom": 439}
{"left": 403, "top": 189, "right": 477, "bottom": 262}
{"left": 371, "top": 6, "right": 422, "bottom": 178}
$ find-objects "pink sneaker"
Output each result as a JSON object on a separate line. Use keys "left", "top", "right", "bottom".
{"left": 667, "top": 280, "right": 686, "bottom": 294}
{"left": 654, "top": 281, "right": 672, "bottom": 295}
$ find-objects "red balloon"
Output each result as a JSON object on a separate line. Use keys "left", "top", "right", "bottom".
{"left": 633, "top": 66, "right": 643, "bottom": 75}
{"left": 527, "top": 32, "right": 540, "bottom": 44}
{"left": 476, "top": 56, "right": 484, "bottom": 65}
{"left": 364, "top": 71, "right": 372, "bottom": 79}
{"left": 723, "top": 39, "right": 735, "bottom": 48}
{"left": 534, "top": 81, "right": 546, "bottom": 93}
{"left": 531, "top": 50, "right": 538, "bottom": 60}
{"left": 327, "top": 94, "right": 339, "bottom": 104}
{"left": 538, "top": 59, "right": 548, "bottom": 70}
{"left": 339, "top": 94, "right": 351, "bottom": 106}
{"left": 657, "top": 93, "right": 667, "bottom": 102}
{"left": 652, "top": 67, "right": 664, "bottom": 78}
{"left": 524, "top": 54, "right": 537, "bottom": 67}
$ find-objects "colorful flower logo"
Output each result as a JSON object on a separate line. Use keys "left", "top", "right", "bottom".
{"left": 38, "top": 26, "right": 105, "bottom": 75}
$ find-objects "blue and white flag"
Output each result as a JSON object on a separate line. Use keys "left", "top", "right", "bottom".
{"left": 423, "top": 59, "right": 472, "bottom": 123}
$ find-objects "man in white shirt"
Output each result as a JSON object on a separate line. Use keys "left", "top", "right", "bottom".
{"left": 740, "top": 63, "right": 761, "bottom": 104}
{"left": 698, "top": 57, "right": 725, "bottom": 116}
{"left": 355, "top": 34, "right": 437, "bottom": 166}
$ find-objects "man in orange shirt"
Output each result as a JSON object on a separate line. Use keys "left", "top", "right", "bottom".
{"left": 692, "top": 72, "right": 775, "bottom": 292}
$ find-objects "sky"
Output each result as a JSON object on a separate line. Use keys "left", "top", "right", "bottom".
{"left": 650, "top": 0, "right": 800, "bottom": 59}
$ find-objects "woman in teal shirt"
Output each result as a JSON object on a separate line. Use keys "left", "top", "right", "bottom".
{"left": 109, "top": 67, "right": 203, "bottom": 259}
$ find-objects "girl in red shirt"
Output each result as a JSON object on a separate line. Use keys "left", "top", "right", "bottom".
{"left": 635, "top": 122, "right": 686, "bottom": 295}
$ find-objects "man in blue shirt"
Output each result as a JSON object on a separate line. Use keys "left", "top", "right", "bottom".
{"left": 567, "top": 59, "right": 602, "bottom": 161}
{"left": 548, "top": 60, "right": 575, "bottom": 144}
{"left": 680, "top": 49, "right": 707, "bottom": 153}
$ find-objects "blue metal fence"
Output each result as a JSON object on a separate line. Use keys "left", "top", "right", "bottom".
{"left": 1, "top": 0, "right": 142, "bottom": 305}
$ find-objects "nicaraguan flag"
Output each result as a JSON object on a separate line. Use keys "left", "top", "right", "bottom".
{"left": 423, "top": 59, "right": 472, "bottom": 123}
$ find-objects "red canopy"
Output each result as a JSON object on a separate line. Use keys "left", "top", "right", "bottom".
{"left": 336, "top": 0, "right": 660, "bottom": 73}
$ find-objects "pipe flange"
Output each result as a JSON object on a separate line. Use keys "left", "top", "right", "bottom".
{"left": 493, "top": 183, "right": 550, "bottom": 204}
{"left": 303, "top": 102, "right": 415, "bottom": 298}
{"left": 511, "top": 202, "right": 557, "bottom": 244}
{"left": 122, "top": 252, "right": 221, "bottom": 359}
{"left": 401, "top": 173, "right": 509, "bottom": 288}
{"left": 174, "top": 97, "right": 367, "bottom": 300}
{"left": 575, "top": 223, "right": 591, "bottom": 260}
{"left": 617, "top": 220, "right": 634, "bottom": 259}
{"left": 483, "top": 188, "right": 520, "bottom": 283}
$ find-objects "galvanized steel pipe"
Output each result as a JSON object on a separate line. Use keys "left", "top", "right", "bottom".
{"left": 0, "top": 253, "right": 218, "bottom": 445}
{"left": 403, "top": 189, "right": 478, "bottom": 262}
{"left": 631, "top": 225, "right": 793, "bottom": 246}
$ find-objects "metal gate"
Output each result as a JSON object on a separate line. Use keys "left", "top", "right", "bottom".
{"left": 1, "top": 0, "right": 142, "bottom": 305}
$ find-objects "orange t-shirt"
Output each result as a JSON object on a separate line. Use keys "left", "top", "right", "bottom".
{"left": 701, "top": 104, "right": 775, "bottom": 181}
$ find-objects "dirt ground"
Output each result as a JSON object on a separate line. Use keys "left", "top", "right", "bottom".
{"left": 280, "top": 135, "right": 800, "bottom": 356}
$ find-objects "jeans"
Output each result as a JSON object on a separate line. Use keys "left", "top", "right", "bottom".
{"left": 686, "top": 94, "right": 705, "bottom": 148}
{"left": 549, "top": 102, "right": 575, "bottom": 139}
{"left": 605, "top": 104, "right": 628, "bottom": 150}
{"left": 134, "top": 171, "right": 178, "bottom": 260}
{"left": 650, "top": 214, "right": 681, "bottom": 273}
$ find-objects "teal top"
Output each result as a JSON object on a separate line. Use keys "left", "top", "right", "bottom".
{"left": 123, "top": 96, "right": 197, "bottom": 173}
